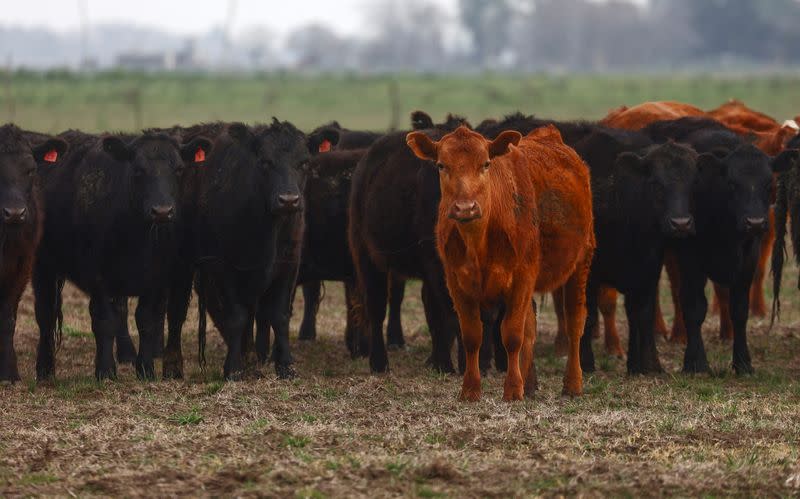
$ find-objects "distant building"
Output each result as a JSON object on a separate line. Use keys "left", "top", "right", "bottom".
{"left": 114, "top": 52, "right": 174, "bottom": 71}
{"left": 114, "top": 40, "right": 202, "bottom": 72}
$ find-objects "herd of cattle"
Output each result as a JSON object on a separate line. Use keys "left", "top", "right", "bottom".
{"left": 1, "top": 99, "right": 800, "bottom": 401}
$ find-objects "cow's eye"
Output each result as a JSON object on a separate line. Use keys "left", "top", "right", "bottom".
{"left": 436, "top": 163, "right": 445, "bottom": 172}
{"left": 483, "top": 161, "right": 490, "bottom": 171}
{"left": 27, "top": 167, "right": 36, "bottom": 178}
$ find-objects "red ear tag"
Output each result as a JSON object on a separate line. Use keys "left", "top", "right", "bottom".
{"left": 44, "top": 150, "right": 58, "bottom": 163}
{"left": 194, "top": 148, "right": 206, "bottom": 163}
{"left": 319, "top": 140, "right": 331, "bottom": 153}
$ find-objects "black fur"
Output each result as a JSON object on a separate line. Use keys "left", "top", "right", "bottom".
{"left": 0, "top": 125, "right": 66, "bottom": 382}
{"left": 644, "top": 118, "right": 798, "bottom": 374}
{"left": 33, "top": 129, "right": 206, "bottom": 380}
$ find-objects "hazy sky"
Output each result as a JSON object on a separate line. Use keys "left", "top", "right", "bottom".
{"left": 1, "top": 0, "right": 461, "bottom": 37}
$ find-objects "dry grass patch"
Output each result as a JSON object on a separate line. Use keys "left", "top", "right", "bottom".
{"left": 2, "top": 272, "right": 800, "bottom": 496}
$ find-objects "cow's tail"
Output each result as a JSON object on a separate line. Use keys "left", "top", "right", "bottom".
{"left": 197, "top": 278, "right": 207, "bottom": 370}
{"left": 770, "top": 174, "right": 789, "bottom": 331}
{"left": 55, "top": 279, "right": 65, "bottom": 352}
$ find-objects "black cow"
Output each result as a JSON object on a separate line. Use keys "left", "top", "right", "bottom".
{"left": 173, "top": 120, "right": 337, "bottom": 380}
{"left": 476, "top": 114, "right": 699, "bottom": 375}
{"left": 298, "top": 122, "right": 408, "bottom": 353}
{"left": 33, "top": 130, "right": 210, "bottom": 380}
{"left": 0, "top": 125, "right": 67, "bottom": 382}
{"left": 644, "top": 117, "right": 798, "bottom": 374}
{"left": 772, "top": 134, "right": 800, "bottom": 321}
{"left": 307, "top": 121, "right": 382, "bottom": 151}
{"left": 349, "top": 113, "right": 477, "bottom": 374}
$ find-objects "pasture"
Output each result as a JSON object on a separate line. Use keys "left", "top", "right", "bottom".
{"left": 2, "top": 72, "right": 800, "bottom": 496}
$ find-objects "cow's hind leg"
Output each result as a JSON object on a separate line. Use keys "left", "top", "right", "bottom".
{"left": 521, "top": 301, "right": 538, "bottom": 398}
{"left": 356, "top": 253, "right": 390, "bottom": 373}
{"left": 134, "top": 292, "right": 164, "bottom": 381}
{"left": 88, "top": 295, "right": 118, "bottom": 380}
{"left": 749, "top": 211, "right": 772, "bottom": 317}
{"left": 111, "top": 298, "right": 137, "bottom": 364}
{"left": 344, "top": 280, "right": 366, "bottom": 358}
{"left": 553, "top": 287, "right": 568, "bottom": 356}
{"left": 33, "top": 265, "right": 60, "bottom": 381}
{"left": 386, "top": 274, "right": 406, "bottom": 350}
{"left": 714, "top": 284, "right": 734, "bottom": 341}
{"left": 298, "top": 281, "right": 320, "bottom": 341}
{"left": 562, "top": 255, "right": 591, "bottom": 396}
{"left": 598, "top": 288, "right": 623, "bottom": 357}
{"left": 163, "top": 264, "right": 193, "bottom": 379}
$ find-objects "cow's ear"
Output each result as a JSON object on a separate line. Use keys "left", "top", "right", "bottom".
{"left": 102, "top": 136, "right": 134, "bottom": 161}
{"left": 771, "top": 149, "right": 799, "bottom": 173}
{"left": 227, "top": 123, "right": 253, "bottom": 144}
{"left": 181, "top": 137, "right": 213, "bottom": 166}
{"left": 411, "top": 110, "right": 434, "bottom": 130}
{"left": 488, "top": 130, "right": 522, "bottom": 159}
{"left": 308, "top": 128, "right": 340, "bottom": 155}
{"left": 406, "top": 132, "right": 438, "bottom": 161}
{"left": 615, "top": 151, "right": 648, "bottom": 176}
{"left": 31, "top": 138, "right": 68, "bottom": 164}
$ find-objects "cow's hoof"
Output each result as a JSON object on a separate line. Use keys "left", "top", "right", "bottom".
{"left": 162, "top": 364, "right": 183, "bottom": 380}
{"left": 0, "top": 371, "right": 20, "bottom": 383}
{"left": 733, "top": 362, "right": 754, "bottom": 376}
{"left": 386, "top": 342, "right": 405, "bottom": 351}
{"left": 502, "top": 385, "right": 524, "bottom": 401}
{"left": 136, "top": 359, "right": 155, "bottom": 381}
{"left": 459, "top": 388, "right": 481, "bottom": 402}
{"left": 682, "top": 357, "right": 710, "bottom": 374}
{"left": 298, "top": 327, "right": 316, "bottom": 342}
{"left": 275, "top": 364, "right": 297, "bottom": 380}
{"left": 95, "top": 367, "right": 117, "bottom": 381}
{"left": 116, "top": 339, "right": 138, "bottom": 365}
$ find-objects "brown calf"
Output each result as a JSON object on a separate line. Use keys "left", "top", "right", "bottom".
{"left": 407, "top": 125, "right": 594, "bottom": 401}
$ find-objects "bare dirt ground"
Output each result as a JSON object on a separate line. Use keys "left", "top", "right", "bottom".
{"left": 2, "top": 275, "right": 800, "bottom": 497}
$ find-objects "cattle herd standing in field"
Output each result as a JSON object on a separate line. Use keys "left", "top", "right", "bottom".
{"left": 1, "top": 100, "right": 799, "bottom": 401}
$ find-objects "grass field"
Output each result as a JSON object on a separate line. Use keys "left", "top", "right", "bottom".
{"left": 3, "top": 72, "right": 800, "bottom": 133}
{"left": 2, "top": 73, "right": 800, "bottom": 496}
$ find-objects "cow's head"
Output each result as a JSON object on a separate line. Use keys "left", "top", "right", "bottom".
{"left": 614, "top": 141, "right": 698, "bottom": 237}
{"left": 102, "top": 133, "right": 211, "bottom": 225}
{"left": 229, "top": 119, "right": 339, "bottom": 215}
{"left": 406, "top": 125, "right": 521, "bottom": 224}
{"left": 698, "top": 144, "right": 797, "bottom": 235}
{"left": 0, "top": 125, "right": 67, "bottom": 227}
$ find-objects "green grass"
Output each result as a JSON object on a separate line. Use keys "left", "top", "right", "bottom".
{"left": 169, "top": 407, "right": 204, "bottom": 426}
{"left": 3, "top": 71, "right": 800, "bottom": 134}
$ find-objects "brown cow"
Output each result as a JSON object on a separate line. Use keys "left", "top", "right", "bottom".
{"left": 601, "top": 101, "right": 705, "bottom": 130}
{"left": 406, "top": 125, "right": 594, "bottom": 401}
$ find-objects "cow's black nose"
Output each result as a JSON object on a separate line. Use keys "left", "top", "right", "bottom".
{"left": 669, "top": 216, "right": 694, "bottom": 233}
{"left": 278, "top": 194, "right": 301, "bottom": 208}
{"left": 2, "top": 207, "right": 27, "bottom": 224}
{"left": 744, "top": 216, "right": 766, "bottom": 232}
{"left": 150, "top": 205, "right": 175, "bottom": 222}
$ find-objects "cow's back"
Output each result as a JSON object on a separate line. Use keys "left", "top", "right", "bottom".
{"left": 519, "top": 127, "right": 595, "bottom": 291}
{"left": 602, "top": 101, "right": 706, "bottom": 130}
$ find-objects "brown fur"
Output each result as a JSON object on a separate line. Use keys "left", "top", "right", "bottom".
{"left": 601, "top": 101, "right": 706, "bottom": 130}
{"left": 407, "top": 125, "right": 594, "bottom": 401}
